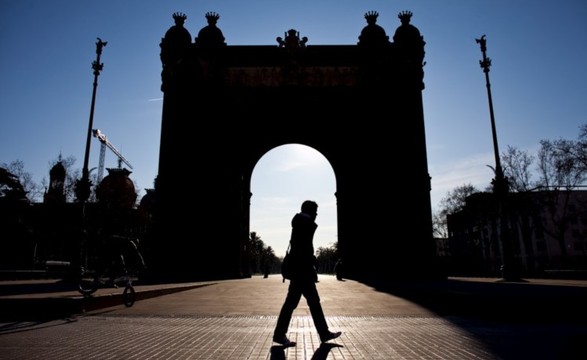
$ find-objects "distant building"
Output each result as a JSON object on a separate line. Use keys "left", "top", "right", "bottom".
{"left": 0, "top": 165, "right": 144, "bottom": 279}
{"left": 43, "top": 161, "right": 66, "bottom": 204}
{"left": 446, "top": 190, "right": 587, "bottom": 278}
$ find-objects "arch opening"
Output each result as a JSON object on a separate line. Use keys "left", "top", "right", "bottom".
{"left": 250, "top": 144, "right": 337, "bottom": 259}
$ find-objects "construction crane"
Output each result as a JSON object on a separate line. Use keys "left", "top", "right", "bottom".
{"left": 92, "top": 129, "right": 133, "bottom": 183}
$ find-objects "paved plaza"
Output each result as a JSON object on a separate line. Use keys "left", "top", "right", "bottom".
{"left": 1, "top": 275, "right": 586, "bottom": 359}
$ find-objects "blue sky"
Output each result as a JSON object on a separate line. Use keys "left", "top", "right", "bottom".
{"left": 1, "top": 1, "right": 586, "bottom": 257}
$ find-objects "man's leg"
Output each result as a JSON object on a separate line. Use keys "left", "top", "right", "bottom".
{"left": 273, "top": 282, "right": 302, "bottom": 343}
{"left": 302, "top": 281, "right": 329, "bottom": 335}
{"left": 303, "top": 281, "right": 342, "bottom": 343}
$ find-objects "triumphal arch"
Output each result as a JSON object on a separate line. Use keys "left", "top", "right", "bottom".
{"left": 151, "top": 10, "right": 438, "bottom": 281}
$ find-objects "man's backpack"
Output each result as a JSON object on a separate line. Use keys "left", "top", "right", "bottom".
{"left": 281, "top": 242, "right": 292, "bottom": 282}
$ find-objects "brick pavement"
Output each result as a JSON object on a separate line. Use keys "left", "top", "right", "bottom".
{"left": 1, "top": 275, "right": 587, "bottom": 359}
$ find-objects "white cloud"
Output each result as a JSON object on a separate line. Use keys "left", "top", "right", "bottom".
{"left": 430, "top": 152, "right": 495, "bottom": 211}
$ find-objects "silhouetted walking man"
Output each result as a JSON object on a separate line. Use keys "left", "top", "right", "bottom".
{"left": 273, "top": 200, "right": 342, "bottom": 347}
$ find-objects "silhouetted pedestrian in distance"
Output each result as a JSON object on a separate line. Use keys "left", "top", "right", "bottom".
{"left": 263, "top": 259, "right": 270, "bottom": 278}
{"left": 273, "top": 200, "right": 342, "bottom": 347}
{"left": 334, "top": 258, "right": 344, "bottom": 281}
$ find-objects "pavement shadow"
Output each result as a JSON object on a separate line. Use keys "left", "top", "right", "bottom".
{"left": 311, "top": 343, "right": 344, "bottom": 360}
{"left": 0, "top": 280, "right": 215, "bottom": 322}
{"left": 356, "top": 277, "right": 587, "bottom": 360}
{"left": 269, "top": 343, "right": 343, "bottom": 360}
{"left": 269, "top": 345, "right": 287, "bottom": 360}
{"left": 0, "top": 279, "right": 77, "bottom": 296}
{"left": 356, "top": 277, "right": 587, "bottom": 322}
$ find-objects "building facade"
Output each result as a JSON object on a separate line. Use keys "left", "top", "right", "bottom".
{"left": 446, "top": 190, "right": 587, "bottom": 278}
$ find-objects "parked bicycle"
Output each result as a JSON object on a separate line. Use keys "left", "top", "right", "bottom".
{"left": 78, "top": 234, "right": 146, "bottom": 307}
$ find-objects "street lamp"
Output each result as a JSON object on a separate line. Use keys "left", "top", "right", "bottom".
{"left": 75, "top": 38, "right": 107, "bottom": 203}
{"left": 475, "top": 35, "right": 520, "bottom": 281}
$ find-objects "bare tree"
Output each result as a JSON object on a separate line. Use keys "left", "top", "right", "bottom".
{"left": 433, "top": 183, "right": 480, "bottom": 238}
{"left": 432, "top": 211, "right": 448, "bottom": 239}
{"left": 501, "top": 145, "right": 536, "bottom": 193}
{"left": 538, "top": 139, "right": 585, "bottom": 190}
{"left": 546, "top": 123, "right": 587, "bottom": 176}
{"left": 535, "top": 137, "right": 587, "bottom": 267}
{"left": 0, "top": 167, "right": 26, "bottom": 201}
{"left": 575, "top": 123, "right": 587, "bottom": 171}
{"left": 500, "top": 145, "right": 541, "bottom": 274}
{"left": 0, "top": 160, "right": 41, "bottom": 202}
{"left": 440, "top": 184, "right": 481, "bottom": 214}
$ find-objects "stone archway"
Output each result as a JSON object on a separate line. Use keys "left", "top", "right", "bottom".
{"left": 150, "top": 10, "right": 439, "bottom": 281}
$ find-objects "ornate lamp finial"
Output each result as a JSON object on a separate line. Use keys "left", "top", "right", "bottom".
{"left": 364, "top": 11, "right": 379, "bottom": 24}
{"left": 172, "top": 12, "right": 187, "bottom": 24}
{"left": 398, "top": 10, "right": 413, "bottom": 24}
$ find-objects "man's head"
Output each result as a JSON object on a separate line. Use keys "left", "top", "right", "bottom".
{"left": 301, "top": 200, "right": 318, "bottom": 216}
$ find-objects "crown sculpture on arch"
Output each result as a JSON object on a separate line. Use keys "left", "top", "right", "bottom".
{"left": 205, "top": 11, "right": 220, "bottom": 24}
{"left": 172, "top": 12, "right": 187, "bottom": 24}
{"left": 398, "top": 10, "right": 413, "bottom": 24}
{"left": 364, "top": 10, "right": 379, "bottom": 24}
{"left": 276, "top": 29, "right": 308, "bottom": 49}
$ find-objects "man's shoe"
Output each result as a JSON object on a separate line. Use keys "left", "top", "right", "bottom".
{"left": 320, "top": 331, "right": 342, "bottom": 343}
{"left": 273, "top": 335, "right": 296, "bottom": 347}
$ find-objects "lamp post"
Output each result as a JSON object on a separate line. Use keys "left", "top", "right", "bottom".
{"left": 76, "top": 38, "right": 107, "bottom": 203}
{"left": 475, "top": 35, "right": 520, "bottom": 281}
